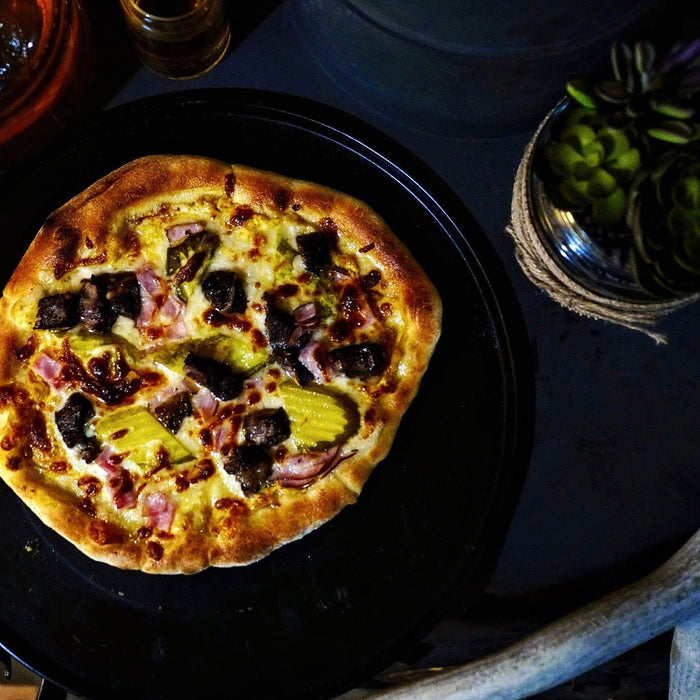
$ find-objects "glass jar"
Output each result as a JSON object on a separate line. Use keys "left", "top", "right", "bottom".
{"left": 0, "top": 0, "right": 88, "bottom": 172}
{"left": 118, "top": 0, "right": 231, "bottom": 79}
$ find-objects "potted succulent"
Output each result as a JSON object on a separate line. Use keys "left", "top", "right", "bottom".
{"left": 511, "top": 36, "right": 700, "bottom": 335}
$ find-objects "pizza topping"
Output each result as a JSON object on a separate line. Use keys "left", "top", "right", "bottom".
{"left": 166, "top": 230, "right": 219, "bottom": 301}
{"left": 264, "top": 303, "right": 295, "bottom": 347}
{"left": 223, "top": 445, "right": 272, "bottom": 495}
{"left": 55, "top": 392, "right": 99, "bottom": 461}
{"left": 243, "top": 407, "right": 291, "bottom": 448}
{"left": 202, "top": 270, "right": 247, "bottom": 314}
{"left": 32, "top": 353, "right": 65, "bottom": 389}
{"left": 108, "top": 468, "right": 137, "bottom": 510}
{"left": 153, "top": 391, "right": 193, "bottom": 433}
{"left": 328, "top": 343, "right": 386, "bottom": 379}
{"left": 296, "top": 231, "right": 333, "bottom": 274}
{"left": 183, "top": 352, "right": 243, "bottom": 401}
{"left": 142, "top": 492, "right": 175, "bottom": 532}
{"left": 34, "top": 292, "right": 79, "bottom": 330}
{"left": 271, "top": 345, "right": 314, "bottom": 386}
{"left": 271, "top": 445, "right": 341, "bottom": 488}
{"left": 94, "top": 406, "right": 191, "bottom": 466}
{"left": 279, "top": 382, "right": 358, "bottom": 448}
{"left": 165, "top": 221, "right": 205, "bottom": 245}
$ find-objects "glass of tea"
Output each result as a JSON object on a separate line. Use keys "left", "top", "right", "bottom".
{"left": 119, "top": 0, "right": 231, "bottom": 79}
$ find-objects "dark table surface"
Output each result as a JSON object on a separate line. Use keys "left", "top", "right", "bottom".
{"left": 3, "top": 0, "right": 700, "bottom": 697}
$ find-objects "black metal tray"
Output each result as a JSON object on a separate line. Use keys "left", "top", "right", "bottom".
{"left": 0, "top": 89, "right": 533, "bottom": 700}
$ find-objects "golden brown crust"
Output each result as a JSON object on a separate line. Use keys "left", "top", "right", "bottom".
{"left": 0, "top": 155, "right": 441, "bottom": 574}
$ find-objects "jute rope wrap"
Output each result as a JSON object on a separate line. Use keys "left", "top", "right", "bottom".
{"left": 507, "top": 112, "right": 699, "bottom": 344}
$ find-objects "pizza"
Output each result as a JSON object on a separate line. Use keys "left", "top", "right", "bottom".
{"left": 0, "top": 155, "right": 441, "bottom": 574}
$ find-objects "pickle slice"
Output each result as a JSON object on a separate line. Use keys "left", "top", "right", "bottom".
{"left": 280, "top": 381, "right": 359, "bottom": 449}
{"left": 167, "top": 231, "right": 219, "bottom": 301}
{"left": 95, "top": 405, "right": 192, "bottom": 465}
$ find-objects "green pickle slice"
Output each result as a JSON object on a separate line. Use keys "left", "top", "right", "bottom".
{"left": 95, "top": 405, "right": 192, "bottom": 466}
{"left": 280, "top": 381, "right": 359, "bottom": 449}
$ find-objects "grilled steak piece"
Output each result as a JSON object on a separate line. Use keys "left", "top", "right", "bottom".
{"left": 55, "top": 393, "right": 98, "bottom": 462}
{"left": 296, "top": 231, "right": 332, "bottom": 274}
{"left": 328, "top": 343, "right": 385, "bottom": 378}
{"left": 272, "top": 346, "right": 314, "bottom": 385}
{"left": 104, "top": 272, "right": 141, "bottom": 319}
{"left": 183, "top": 353, "right": 243, "bottom": 401}
{"left": 243, "top": 407, "right": 291, "bottom": 448}
{"left": 265, "top": 304, "right": 295, "bottom": 347}
{"left": 34, "top": 292, "right": 79, "bottom": 330}
{"left": 224, "top": 445, "right": 272, "bottom": 495}
{"left": 79, "top": 277, "right": 115, "bottom": 332}
{"left": 202, "top": 270, "right": 247, "bottom": 314}
{"left": 154, "top": 391, "right": 193, "bottom": 433}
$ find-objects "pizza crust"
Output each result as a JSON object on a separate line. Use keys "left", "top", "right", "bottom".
{"left": 0, "top": 155, "right": 441, "bottom": 574}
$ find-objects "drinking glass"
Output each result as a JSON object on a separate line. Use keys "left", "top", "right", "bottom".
{"left": 118, "top": 0, "right": 231, "bottom": 79}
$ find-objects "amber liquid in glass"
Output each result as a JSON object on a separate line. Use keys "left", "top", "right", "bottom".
{"left": 123, "top": 0, "right": 230, "bottom": 79}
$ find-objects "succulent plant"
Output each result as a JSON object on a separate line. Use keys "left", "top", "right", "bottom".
{"left": 537, "top": 106, "right": 642, "bottom": 225}
{"left": 626, "top": 145, "right": 700, "bottom": 296}
{"left": 566, "top": 38, "right": 700, "bottom": 146}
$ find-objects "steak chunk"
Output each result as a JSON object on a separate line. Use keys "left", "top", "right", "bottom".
{"left": 224, "top": 445, "right": 272, "bottom": 495}
{"left": 79, "top": 277, "right": 115, "bottom": 332}
{"left": 104, "top": 272, "right": 141, "bottom": 319}
{"left": 55, "top": 393, "right": 98, "bottom": 462}
{"left": 34, "top": 292, "right": 79, "bottom": 330}
{"left": 265, "top": 304, "right": 295, "bottom": 347}
{"left": 296, "top": 231, "right": 332, "bottom": 274}
{"left": 244, "top": 407, "right": 291, "bottom": 448}
{"left": 328, "top": 343, "right": 385, "bottom": 379}
{"left": 202, "top": 270, "right": 247, "bottom": 314}
{"left": 153, "top": 391, "right": 193, "bottom": 433}
{"left": 183, "top": 353, "right": 243, "bottom": 401}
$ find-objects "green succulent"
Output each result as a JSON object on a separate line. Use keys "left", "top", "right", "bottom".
{"left": 539, "top": 107, "right": 642, "bottom": 224}
{"left": 566, "top": 38, "right": 700, "bottom": 146}
{"left": 627, "top": 146, "right": 700, "bottom": 296}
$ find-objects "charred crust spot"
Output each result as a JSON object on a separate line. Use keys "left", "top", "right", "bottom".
{"left": 52, "top": 227, "right": 80, "bottom": 279}
{"left": 15, "top": 335, "right": 38, "bottom": 361}
{"left": 147, "top": 541, "right": 164, "bottom": 561}
{"left": 274, "top": 188, "right": 290, "bottom": 211}
{"left": 319, "top": 217, "right": 337, "bottom": 233}
{"left": 78, "top": 475, "right": 101, "bottom": 495}
{"left": 50, "top": 460, "right": 71, "bottom": 474}
{"left": 224, "top": 172, "right": 236, "bottom": 197}
{"left": 137, "top": 526, "right": 153, "bottom": 539}
{"left": 6, "top": 455, "right": 22, "bottom": 470}
{"left": 88, "top": 520, "right": 124, "bottom": 545}
{"left": 230, "top": 205, "right": 254, "bottom": 227}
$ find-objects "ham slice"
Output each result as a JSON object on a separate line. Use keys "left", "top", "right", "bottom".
{"left": 135, "top": 265, "right": 187, "bottom": 345}
{"left": 32, "top": 353, "right": 64, "bottom": 390}
{"left": 166, "top": 221, "right": 204, "bottom": 245}
{"left": 143, "top": 492, "right": 175, "bottom": 532}
{"left": 271, "top": 445, "right": 345, "bottom": 488}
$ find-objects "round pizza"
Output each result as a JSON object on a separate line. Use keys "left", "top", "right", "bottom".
{"left": 0, "top": 155, "right": 441, "bottom": 574}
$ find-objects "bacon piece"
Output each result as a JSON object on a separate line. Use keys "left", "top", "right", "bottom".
{"left": 166, "top": 221, "right": 205, "bottom": 245}
{"left": 142, "top": 492, "right": 175, "bottom": 532}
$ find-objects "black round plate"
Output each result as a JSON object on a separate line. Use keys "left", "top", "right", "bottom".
{"left": 0, "top": 89, "right": 533, "bottom": 700}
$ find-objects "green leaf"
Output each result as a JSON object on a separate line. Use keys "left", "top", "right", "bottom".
{"left": 591, "top": 187, "right": 626, "bottom": 224}
{"left": 672, "top": 176, "right": 700, "bottom": 210}
{"left": 588, "top": 170, "right": 618, "bottom": 197}
{"left": 596, "top": 126, "right": 631, "bottom": 159}
{"left": 558, "top": 178, "right": 591, "bottom": 207}
{"left": 607, "top": 148, "right": 642, "bottom": 182}
{"left": 566, "top": 77, "right": 597, "bottom": 108}
{"left": 646, "top": 121, "right": 696, "bottom": 144}
{"left": 561, "top": 123, "right": 596, "bottom": 150}
{"left": 545, "top": 142, "right": 585, "bottom": 176}
{"left": 650, "top": 98, "right": 695, "bottom": 119}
